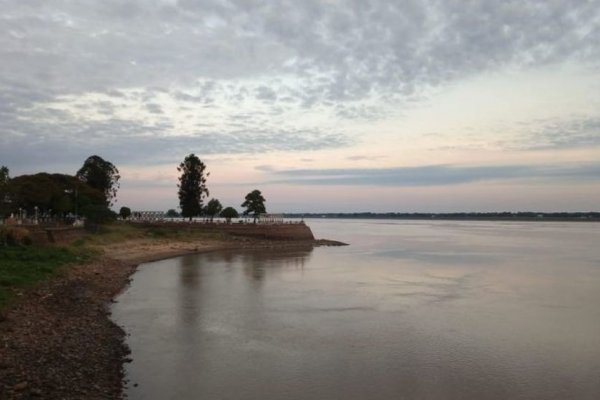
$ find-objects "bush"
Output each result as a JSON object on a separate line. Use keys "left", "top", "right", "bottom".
{"left": 0, "top": 226, "right": 32, "bottom": 246}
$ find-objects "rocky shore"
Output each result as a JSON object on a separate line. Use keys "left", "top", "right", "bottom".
{"left": 0, "top": 256, "right": 136, "bottom": 399}
{"left": 0, "top": 235, "right": 346, "bottom": 399}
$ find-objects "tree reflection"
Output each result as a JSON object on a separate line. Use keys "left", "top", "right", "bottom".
{"left": 239, "top": 246, "right": 314, "bottom": 282}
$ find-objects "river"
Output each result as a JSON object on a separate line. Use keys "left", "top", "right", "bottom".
{"left": 112, "top": 219, "right": 600, "bottom": 399}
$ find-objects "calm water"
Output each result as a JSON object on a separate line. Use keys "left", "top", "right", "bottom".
{"left": 112, "top": 220, "right": 600, "bottom": 399}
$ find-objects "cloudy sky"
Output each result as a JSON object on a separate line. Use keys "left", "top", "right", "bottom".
{"left": 1, "top": 0, "right": 599, "bottom": 212}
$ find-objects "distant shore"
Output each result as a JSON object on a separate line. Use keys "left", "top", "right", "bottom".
{"left": 285, "top": 212, "right": 600, "bottom": 222}
{"left": 0, "top": 225, "right": 344, "bottom": 399}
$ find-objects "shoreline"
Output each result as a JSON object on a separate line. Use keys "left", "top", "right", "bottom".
{"left": 0, "top": 236, "right": 344, "bottom": 399}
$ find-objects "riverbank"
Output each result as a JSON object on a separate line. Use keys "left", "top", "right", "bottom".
{"left": 0, "top": 225, "right": 345, "bottom": 399}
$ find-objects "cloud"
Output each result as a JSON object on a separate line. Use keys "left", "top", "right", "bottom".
{"left": 255, "top": 86, "right": 277, "bottom": 102}
{"left": 2, "top": 1, "right": 598, "bottom": 110}
{"left": 255, "top": 165, "right": 276, "bottom": 172}
{"left": 525, "top": 116, "right": 600, "bottom": 149}
{"left": 145, "top": 103, "right": 164, "bottom": 114}
{"left": 0, "top": 118, "right": 350, "bottom": 172}
{"left": 346, "top": 155, "right": 385, "bottom": 161}
{"left": 1, "top": 0, "right": 599, "bottom": 175}
{"left": 266, "top": 162, "right": 600, "bottom": 186}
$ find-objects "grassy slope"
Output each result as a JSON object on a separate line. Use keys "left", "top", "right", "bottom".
{"left": 0, "top": 246, "right": 89, "bottom": 309}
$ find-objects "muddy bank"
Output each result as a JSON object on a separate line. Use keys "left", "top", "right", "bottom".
{"left": 0, "top": 236, "right": 345, "bottom": 399}
{"left": 0, "top": 256, "right": 137, "bottom": 399}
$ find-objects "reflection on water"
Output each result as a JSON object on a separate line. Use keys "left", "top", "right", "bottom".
{"left": 112, "top": 221, "right": 600, "bottom": 400}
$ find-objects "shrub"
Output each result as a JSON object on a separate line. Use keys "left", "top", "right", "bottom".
{"left": 0, "top": 226, "right": 32, "bottom": 246}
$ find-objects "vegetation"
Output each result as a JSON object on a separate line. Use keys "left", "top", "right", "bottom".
{"left": 119, "top": 206, "right": 131, "bottom": 220}
{"left": 177, "top": 154, "right": 209, "bottom": 220}
{"left": 79, "top": 221, "right": 227, "bottom": 245}
{"left": 0, "top": 226, "right": 32, "bottom": 246}
{"left": 3, "top": 173, "right": 105, "bottom": 219}
{"left": 0, "top": 165, "right": 8, "bottom": 185}
{"left": 241, "top": 189, "right": 266, "bottom": 222}
{"left": 81, "top": 204, "right": 117, "bottom": 223}
{"left": 220, "top": 206, "right": 239, "bottom": 223}
{"left": 166, "top": 209, "right": 180, "bottom": 218}
{"left": 205, "top": 198, "right": 223, "bottom": 221}
{"left": 0, "top": 246, "right": 86, "bottom": 309}
{"left": 0, "top": 166, "right": 10, "bottom": 217}
{"left": 76, "top": 155, "right": 120, "bottom": 207}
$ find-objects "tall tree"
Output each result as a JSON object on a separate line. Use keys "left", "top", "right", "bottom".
{"left": 241, "top": 189, "right": 266, "bottom": 223}
{"left": 76, "top": 155, "right": 120, "bottom": 206}
{"left": 177, "top": 154, "right": 209, "bottom": 220}
{"left": 0, "top": 166, "right": 10, "bottom": 217}
{"left": 0, "top": 166, "right": 8, "bottom": 186}
{"left": 205, "top": 198, "right": 223, "bottom": 222}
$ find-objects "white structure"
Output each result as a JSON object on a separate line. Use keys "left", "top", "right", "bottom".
{"left": 258, "top": 213, "right": 284, "bottom": 224}
{"left": 132, "top": 211, "right": 165, "bottom": 221}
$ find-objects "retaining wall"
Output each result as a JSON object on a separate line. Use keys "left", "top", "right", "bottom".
{"left": 221, "top": 223, "right": 315, "bottom": 240}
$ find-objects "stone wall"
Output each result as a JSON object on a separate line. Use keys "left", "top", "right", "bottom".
{"left": 221, "top": 223, "right": 315, "bottom": 240}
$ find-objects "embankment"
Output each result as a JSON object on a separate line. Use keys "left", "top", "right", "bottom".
{"left": 137, "top": 221, "right": 315, "bottom": 241}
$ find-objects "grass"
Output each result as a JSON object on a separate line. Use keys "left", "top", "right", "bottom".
{"left": 0, "top": 245, "right": 89, "bottom": 309}
{"left": 82, "top": 222, "right": 229, "bottom": 245}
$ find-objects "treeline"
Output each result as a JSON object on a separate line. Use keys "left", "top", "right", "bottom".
{"left": 284, "top": 212, "right": 600, "bottom": 221}
{"left": 176, "top": 154, "right": 267, "bottom": 222}
{"left": 0, "top": 156, "right": 119, "bottom": 223}
{"left": 1, "top": 153, "right": 269, "bottom": 225}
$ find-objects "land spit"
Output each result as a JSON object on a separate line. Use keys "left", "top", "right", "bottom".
{"left": 0, "top": 225, "right": 345, "bottom": 399}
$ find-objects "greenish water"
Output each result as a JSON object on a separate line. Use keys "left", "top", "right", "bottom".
{"left": 112, "top": 220, "right": 600, "bottom": 399}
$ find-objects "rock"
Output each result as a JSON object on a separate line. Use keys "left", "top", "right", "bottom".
{"left": 31, "top": 388, "right": 43, "bottom": 396}
{"left": 14, "top": 381, "right": 28, "bottom": 391}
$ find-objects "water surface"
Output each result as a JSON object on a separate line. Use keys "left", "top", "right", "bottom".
{"left": 112, "top": 220, "right": 600, "bottom": 399}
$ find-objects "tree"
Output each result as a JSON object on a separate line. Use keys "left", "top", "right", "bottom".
{"left": 0, "top": 166, "right": 8, "bottom": 186}
{"left": 0, "top": 166, "right": 10, "bottom": 218}
{"left": 76, "top": 155, "right": 120, "bottom": 206}
{"left": 6, "top": 173, "right": 104, "bottom": 218}
{"left": 119, "top": 206, "right": 131, "bottom": 220}
{"left": 166, "top": 209, "right": 179, "bottom": 218}
{"left": 80, "top": 204, "right": 116, "bottom": 226}
{"left": 205, "top": 198, "right": 223, "bottom": 222}
{"left": 241, "top": 189, "right": 266, "bottom": 223}
{"left": 220, "top": 207, "right": 239, "bottom": 223}
{"left": 177, "top": 154, "right": 209, "bottom": 220}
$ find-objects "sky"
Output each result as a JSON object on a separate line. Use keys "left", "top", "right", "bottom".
{"left": 1, "top": 0, "right": 599, "bottom": 213}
